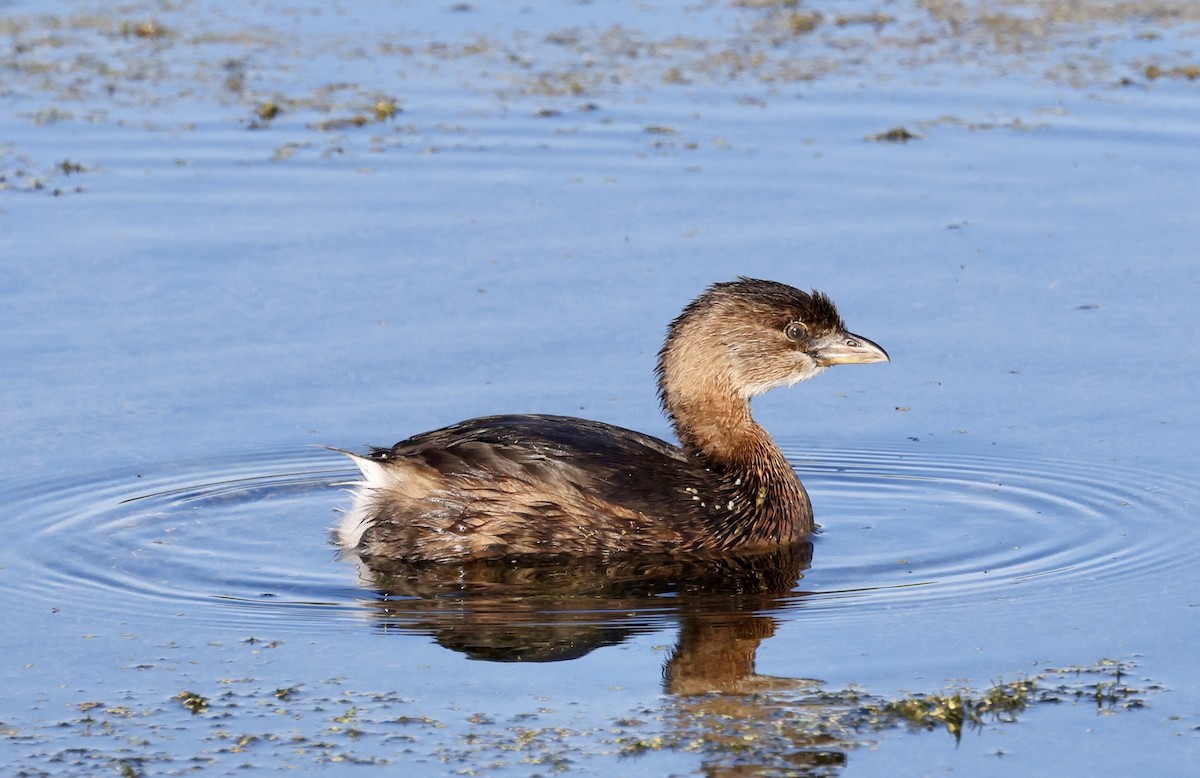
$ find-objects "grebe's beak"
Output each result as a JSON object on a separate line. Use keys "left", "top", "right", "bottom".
{"left": 813, "top": 331, "right": 890, "bottom": 366}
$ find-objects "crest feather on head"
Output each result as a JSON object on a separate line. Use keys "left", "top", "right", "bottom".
{"left": 669, "top": 277, "right": 845, "bottom": 337}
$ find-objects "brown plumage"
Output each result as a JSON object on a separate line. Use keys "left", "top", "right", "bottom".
{"left": 335, "top": 278, "right": 888, "bottom": 563}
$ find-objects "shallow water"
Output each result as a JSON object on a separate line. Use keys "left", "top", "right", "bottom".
{"left": 3, "top": 0, "right": 1200, "bottom": 774}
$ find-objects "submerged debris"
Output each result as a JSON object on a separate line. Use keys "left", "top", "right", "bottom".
{"left": 120, "top": 20, "right": 169, "bottom": 39}
{"left": 256, "top": 101, "right": 282, "bottom": 123}
{"left": 866, "top": 126, "right": 921, "bottom": 143}
{"left": 175, "top": 690, "right": 210, "bottom": 714}
{"left": 310, "top": 97, "right": 402, "bottom": 132}
{"left": 1143, "top": 62, "right": 1200, "bottom": 80}
{"left": 57, "top": 159, "right": 87, "bottom": 175}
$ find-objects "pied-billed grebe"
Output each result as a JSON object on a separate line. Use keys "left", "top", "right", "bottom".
{"left": 336, "top": 278, "right": 888, "bottom": 563}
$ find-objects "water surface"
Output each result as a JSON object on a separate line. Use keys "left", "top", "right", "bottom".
{"left": 3, "top": 0, "right": 1199, "bottom": 774}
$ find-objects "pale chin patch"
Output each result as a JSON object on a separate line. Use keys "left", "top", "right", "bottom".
{"left": 740, "top": 364, "right": 827, "bottom": 398}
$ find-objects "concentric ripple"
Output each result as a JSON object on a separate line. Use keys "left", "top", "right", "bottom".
{"left": 783, "top": 445, "right": 1197, "bottom": 620}
{"left": 0, "top": 445, "right": 1194, "bottom": 632}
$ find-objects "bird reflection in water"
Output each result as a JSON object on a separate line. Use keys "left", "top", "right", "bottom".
{"left": 346, "top": 543, "right": 850, "bottom": 770}
{"left": 346, "top": 542, "right": 811, "bottom": 667}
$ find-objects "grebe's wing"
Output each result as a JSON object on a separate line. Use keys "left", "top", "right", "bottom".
{"left": 361, "top": 413, "right": 694, "bottom": 507}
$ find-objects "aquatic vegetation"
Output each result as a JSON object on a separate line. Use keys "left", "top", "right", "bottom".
{"left": 638, "top": 660, "right": 1155, "bottom": 772}
{"left": 881, "top": 679, "right": 1036, "bottom": 739}
{"left": 0, "top": 658, "right": 1157, "bottom": 774}
{"left": 2, "top": 0, "right": 1198, "bottom": 190}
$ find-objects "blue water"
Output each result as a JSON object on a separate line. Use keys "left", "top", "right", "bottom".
{"left": 3, "top": 0, "right": 1199, "bottom": 774}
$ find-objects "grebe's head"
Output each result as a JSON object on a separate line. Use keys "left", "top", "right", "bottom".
{"left": 658, "top": 278, "right": 889, "bottom": 401}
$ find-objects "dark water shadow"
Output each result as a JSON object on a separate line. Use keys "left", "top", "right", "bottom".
{"left": 352, "top": 544, "right": 813, "bottom": 672}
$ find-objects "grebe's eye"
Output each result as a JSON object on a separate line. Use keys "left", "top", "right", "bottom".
{"left": 784, "top": 321, "right": 808, "bottom": 342}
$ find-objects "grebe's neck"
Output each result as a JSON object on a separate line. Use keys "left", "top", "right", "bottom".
{"left": 664, "top": 379, "right": 765, "bottom": 464}
{"left": 659, "top": 346, "right": 813, "bottom": 542}
{"left": 657, "top": 321, "right": 784, "bottom": 467}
